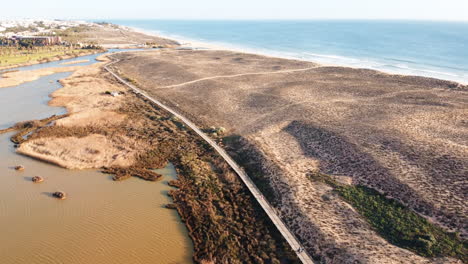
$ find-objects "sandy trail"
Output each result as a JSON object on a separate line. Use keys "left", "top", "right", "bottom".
{"left": 161, "top": 66, "right": 318, "bottom": 89}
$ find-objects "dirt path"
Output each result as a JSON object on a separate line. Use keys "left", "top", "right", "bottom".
{"left": 161, "top": 66, "right": 319, "bottom": 89}
{"left": 105, "top": 58, "right": 316, "bottom": 264}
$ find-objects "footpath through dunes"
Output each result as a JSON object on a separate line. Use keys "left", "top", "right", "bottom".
{"left": 7, "top": 52, "right": 303, "bottom": 264}
{"left": 105, "top": 59, "right": 315, "bottom": 264}
{"left": 112, "top": 49, "right": 468, "bottom": 263}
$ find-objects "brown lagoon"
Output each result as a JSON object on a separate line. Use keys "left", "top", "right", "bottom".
{"left": 0, "top": 55, "right": 193, "bottom": 264}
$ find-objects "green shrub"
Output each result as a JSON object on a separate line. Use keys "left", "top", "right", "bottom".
{"left": 309, "top": 173, "right": 467, "bottom": 261}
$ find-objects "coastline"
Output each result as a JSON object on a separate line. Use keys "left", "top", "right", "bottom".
{"left": 1, "top": 23, "right": 466, "bottom": 263}
{"left": 128, "top": 25, "right": 468, "bottom": 85}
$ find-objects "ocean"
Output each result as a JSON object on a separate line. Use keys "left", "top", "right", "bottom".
{"left": 110, "top": 20, "right": 468, "bottom": 84}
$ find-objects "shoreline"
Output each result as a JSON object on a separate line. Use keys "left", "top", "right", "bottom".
{"left": 127, "top": 25, "right": 468, "bottom": 85}
{"left": 1, "top": 22, "right": 466, "bottom": 263}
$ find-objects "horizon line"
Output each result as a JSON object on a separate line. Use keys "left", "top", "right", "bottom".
{"left": 2, "top": 18, "right": 468, "bottom": 23}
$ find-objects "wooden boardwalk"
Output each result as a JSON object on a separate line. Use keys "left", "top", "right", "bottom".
{"left": 105, "top": 58, "right": 316, "bottom": 264}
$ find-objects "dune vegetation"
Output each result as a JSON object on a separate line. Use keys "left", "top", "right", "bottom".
{"left": 308, "top": 172, "right": 467, "bottom": 262}
{"left": 3, "top": 60, "right": 300, "bottom": 263}
{"left": 111, "top": 49, "right": 467, "bottom": 263}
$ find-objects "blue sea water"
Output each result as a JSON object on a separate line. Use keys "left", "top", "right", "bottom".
{"left": 110, "top": 20, "right": 468, "bottom": 83}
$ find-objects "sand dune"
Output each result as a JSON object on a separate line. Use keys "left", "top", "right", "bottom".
{"left": 112, "top": 49, "right": 467, "bottom": 263}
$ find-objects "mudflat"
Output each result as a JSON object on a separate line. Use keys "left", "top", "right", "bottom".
{"left": 0, "top": 65, "right": 85, "bottom": 88}
{"left": 112, "top": 49, "right": 467, "bottom": 263}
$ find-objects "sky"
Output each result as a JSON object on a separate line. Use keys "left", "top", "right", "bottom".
{"left": 1, "top": 0, "right": 468, "bottom": 21}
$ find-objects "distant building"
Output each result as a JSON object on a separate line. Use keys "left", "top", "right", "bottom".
{"left": 7, "top": 36, "right": 62, "bottom": 46}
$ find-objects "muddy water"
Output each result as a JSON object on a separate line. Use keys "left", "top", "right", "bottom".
{"left": 0, "top": 56, "right": 193, "bottom": 264}
{"left": 0, "top": 72, "right": 69, "bottom": 129}
{"left": 0, "top": 49, "right": 138, "bottom": 76}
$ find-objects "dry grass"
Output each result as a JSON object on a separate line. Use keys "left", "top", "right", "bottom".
{"left": 0, "top": 114, "right": 69, "bottom": 144}
{"left": 0, "top": 47, "right": 99, "bottom": 69}
{"left": 18, "top": 134, "right": 140, "bottom": 169}
{"left": 7, "top": 54, "right": 300, "bottom": 263}
{"left": 112, "top": 49, "right": 468, "bottom": 263}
